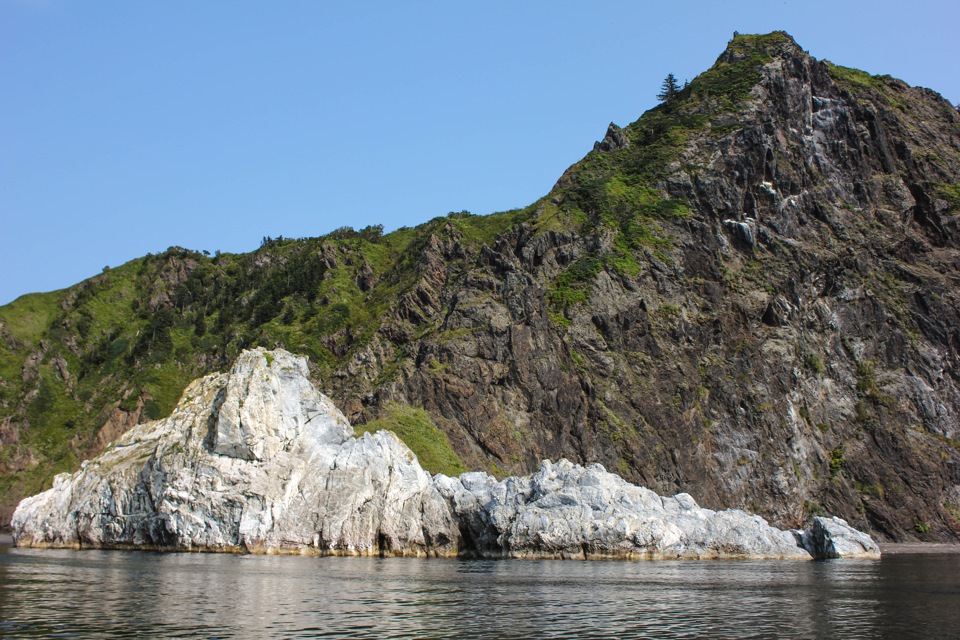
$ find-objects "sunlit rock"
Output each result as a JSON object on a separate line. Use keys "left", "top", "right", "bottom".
{"left": 13, "top": 348, "right": 879, "bottom": 560}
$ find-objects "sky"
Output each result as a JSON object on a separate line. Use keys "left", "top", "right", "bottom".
{"left": 1, "top": 1, "right": 958, "bottom": 305}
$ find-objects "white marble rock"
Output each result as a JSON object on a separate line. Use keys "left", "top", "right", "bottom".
{"left": 12, "top": 348, "right": 880, "bottom": 560}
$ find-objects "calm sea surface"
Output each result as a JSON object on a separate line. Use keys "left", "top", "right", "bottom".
{"left": 2, "top": 539, "right": 959, "bottom": 639}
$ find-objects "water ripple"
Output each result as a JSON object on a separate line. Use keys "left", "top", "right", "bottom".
{"left": 2, "top": 545, "right": 959, "bottom": 639}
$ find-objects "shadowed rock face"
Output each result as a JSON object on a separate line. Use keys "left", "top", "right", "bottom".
{"left": 11, "top": 349, "right": 876, "bottom": 560}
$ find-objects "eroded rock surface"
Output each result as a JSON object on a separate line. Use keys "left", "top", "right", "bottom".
{"left": 12, "top": 349, "right": 877, "bottom": 559}
{"left": 798, "top": 516, "right": 882, "bottom": 559}
{"left": 435, "top": 459, "right": 810, "bottom": 559}
{"left": 12, "top": 349, "right": 459, "bottom": 556}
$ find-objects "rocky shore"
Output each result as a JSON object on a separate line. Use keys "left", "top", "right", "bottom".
{"left": 12, "top": 349, "right": 879, "bottom": 560}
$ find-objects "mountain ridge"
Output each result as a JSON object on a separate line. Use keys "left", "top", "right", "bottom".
{"left": 2, "top": 31, "right": 959, "bottom": 540}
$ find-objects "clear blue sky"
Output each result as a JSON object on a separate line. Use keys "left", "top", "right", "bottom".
{"left": 2, "top": 0, "right": 957, "bottom": 305}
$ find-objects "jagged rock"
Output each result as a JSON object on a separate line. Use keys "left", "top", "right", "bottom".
{"left": 434, "top": 459, "right": 810, "bottom": 559}
{"left": 11, "top": 349, "right": 460, "bottom": 556}
{"left": 797, "top": 516, "right": 882, "bottom": 559}
{"left": 762, "top": 295, "right": 794, "bottom": 327}
{"left": 723, "top": 218, "right": 757, "bottom": 249}
{"left": 12, "top": 349, "right": 878, "bottom": 560}
{"left": 594, "top": 123, "right": 630, "bottom": 152}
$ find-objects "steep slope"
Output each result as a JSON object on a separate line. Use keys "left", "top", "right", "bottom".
{"left": 2, "top": 32, "right": 959, "bottom": 540}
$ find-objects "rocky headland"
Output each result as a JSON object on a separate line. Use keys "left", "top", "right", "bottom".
{"left": 12, "top": 349, "right": 879, "bottom": 560}
{"left": 2, "top": 32, "right": 958, "bottom": 543}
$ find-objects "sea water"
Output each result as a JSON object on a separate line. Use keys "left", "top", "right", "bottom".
{"left": 2, "top": 539, "right": 958, "bottom": 639}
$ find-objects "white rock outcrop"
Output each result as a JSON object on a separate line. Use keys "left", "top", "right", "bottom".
{"left": 11, "top": 348, "right": 459, "bottom": 556}
{"left": 435, "top": 460, "right": 811, "bottom": 559}
{"left": 11, "top": 348, "right": 879, "bottom": 560}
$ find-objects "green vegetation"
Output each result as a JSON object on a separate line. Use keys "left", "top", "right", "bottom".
{"left": 657, "top": 73, "right": 682, "bottom": 103}
{"left": 354, "top": 404, "right": 467, "bottom": 477}
{"left": 829, "top": 447, "right": 845, "bottom": 478}
{"left": 855, "top": 359, "right": 895, "bottom": 408}
{"left": 915, "top": 522, "right": 930, "bottom": 534}
{"left": 693, "top": 32, "right": 794, "bottom": 104}
{"left": 854, "top": 480, "right": 884, "bottom": 498}
{"left": 934, "top": 183, "right": 960, "bottom": 213}
{"left": 548, "top": 256, "right": 603, "bottom": 309}
{"left": 947, "top": 503, "right": 960, "bottom": 524}
{"left": 825, "top": 63, "right": 890, "bottom": 93}
{"left": 805, "top": 352, "right": 825, "bottom": 374}
{"left": 0, "top": 290, "right": 64, "bottom": 345}
{"left": 856, "top": 360, "right": 877, "bottom": 393}
{"left": 824, "top": 62, "right": 907, "bottom": 110}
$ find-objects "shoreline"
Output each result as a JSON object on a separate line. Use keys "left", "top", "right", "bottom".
{"left": 4, "top": 536, "right": 960, "bottom": 556}
{"left": 879, "top": 543, "right": 960, "bottom": 555}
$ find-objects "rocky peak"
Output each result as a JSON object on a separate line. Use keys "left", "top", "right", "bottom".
{"left": 718, "top": 30, "right": 806, "bottom": 65}
{"left": 594, "top": 122, "right": 630, "bottom": 152}
{"left": 212, "top": 348, "right": 352, "bottom": 460}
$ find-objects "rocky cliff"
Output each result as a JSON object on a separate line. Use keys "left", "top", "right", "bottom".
{"left": 2, "top": 32, "right": 959, "bottom": 541}
{"left": 12, "top": 348, "right": 878, "bottom": 559}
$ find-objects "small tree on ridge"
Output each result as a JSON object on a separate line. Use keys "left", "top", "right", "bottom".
{"left": 658, "top": 73, "right": 681, "bottom": 103}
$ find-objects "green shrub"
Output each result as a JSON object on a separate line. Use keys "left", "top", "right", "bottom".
{"left": 934, "top": 183, "right": 960, "bottom": 213}
{"left": 829, "top": 447, "right": 845, "bottom": 478}
{"left": 805, "top": 352, "right": 824, "bottom": 374}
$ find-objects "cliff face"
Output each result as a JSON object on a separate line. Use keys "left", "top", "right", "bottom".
{"left": 2, "top": 32, "right": 959, "bottom": 540}
{"left": 13, "top": 348, "right": 877, "bottom": 560}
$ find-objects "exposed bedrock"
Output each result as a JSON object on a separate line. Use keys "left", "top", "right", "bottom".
{"left": 12, "top": 349, "right": 878, "bottom": 560}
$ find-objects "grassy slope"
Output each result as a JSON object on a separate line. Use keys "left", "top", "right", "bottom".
{"left": 354, "top": 403, "right": 467, "bottom": 476}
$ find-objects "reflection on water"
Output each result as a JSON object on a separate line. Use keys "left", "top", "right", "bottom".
{"left": 2, "top": 540, "right": 959, "bottom": 639}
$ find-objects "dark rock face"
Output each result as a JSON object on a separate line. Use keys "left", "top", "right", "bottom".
{"left": 2, "top": 33, "right": 959, "bottom": 542}
{"left": 322, "top": 34, "right": 960, "bottom": 542}
{"left": 595, "top": 123, "right": 631, "bottom": 153}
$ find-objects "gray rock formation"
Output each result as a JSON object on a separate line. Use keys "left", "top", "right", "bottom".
{"left": 797, "top": 516, "right": 882, "bottom": 559}
{"left": 435, "top": 459, "right": 810, "bottom": 559}
{"left": 12, "top": 348, "right": 878, "bottom": 560}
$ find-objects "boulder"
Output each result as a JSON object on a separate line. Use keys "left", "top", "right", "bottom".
{"left": 797, "top": 516, "right": 882, "bottom": 559}
{"left": 435, "top": 459, "right": 809, "bottom": 559}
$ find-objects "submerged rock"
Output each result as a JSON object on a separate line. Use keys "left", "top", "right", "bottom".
{"left": 12, "top": 349, "right": 878, "bottom": 560}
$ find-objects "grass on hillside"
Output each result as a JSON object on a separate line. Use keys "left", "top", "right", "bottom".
{"left": 354, "top": 404, "right": 467, "bottom": 477}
